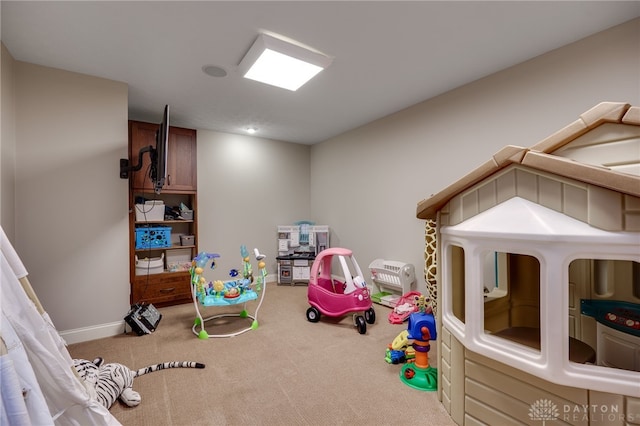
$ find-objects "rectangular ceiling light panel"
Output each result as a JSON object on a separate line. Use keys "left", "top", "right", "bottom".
{"left": 239, "top": 33, "right": 333, "bottom": 91}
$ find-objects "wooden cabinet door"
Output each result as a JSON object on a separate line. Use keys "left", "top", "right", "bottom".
{"left": 166, "top": 127, "right": 197, "bottom": 191}
{"left": 129, "top": 121, "right": 158, "bottom": 191}
{"left": 129, "top": 122, "right": 197, "bottom": 192}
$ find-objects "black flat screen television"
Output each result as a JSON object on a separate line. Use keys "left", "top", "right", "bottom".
{"left": 150, "top": 104, "right": 169, "bottom": 194}
{"left": 119, "top": 104, "right": 170, "bottom": 194}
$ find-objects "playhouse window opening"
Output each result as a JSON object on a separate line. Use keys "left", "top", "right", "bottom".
{"left": 571, "top": 258, "right": 640, "bottom": 372}
{"left": 484, "top": 253, "right": 541, "bottom": 351}
{"left": 482, "top": 251, "right": 508, "bottom": 300}
{"left": 449, "top": 245, "right": 465, "bottom": 323}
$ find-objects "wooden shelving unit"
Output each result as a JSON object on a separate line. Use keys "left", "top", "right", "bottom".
{"left": 128, "top": 120, "right": 198, "bottom": 307}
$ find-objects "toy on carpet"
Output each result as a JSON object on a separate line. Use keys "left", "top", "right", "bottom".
{"left": 190, "top": 245, "right": 267, "bottom": 339}
{"left": 306, "top": 247, "right": 376, "bottom": 334}
{"left": 73, "top": 358, "right": 204, "bottom": 409}
{"left": 397, "top": 295, "right": 438, "bottom": 391}
{"left": 385, "top": 330, "right": 416, "bottom": 364}
{"left": 387, "top": 291, "right": 428, "bottom": 324}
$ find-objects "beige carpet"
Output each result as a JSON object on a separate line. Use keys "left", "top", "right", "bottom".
{"left": 68, "top": 283, "right": 455, "bottom": 426}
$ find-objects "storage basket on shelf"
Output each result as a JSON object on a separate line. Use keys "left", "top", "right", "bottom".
{"left": 180, "top": 235, "right": 195, "bottom": 246}
{"left": 134, "top": 200, "right": 165, "bottom": 222}
{"left": 135, "top": 226, "right": 172, "bottom": 249}
{"left": 135, "top": 253, "right": 165, "bottom": 275}
{"left": 166, "top": 249, "right": 192, "bottom": 272}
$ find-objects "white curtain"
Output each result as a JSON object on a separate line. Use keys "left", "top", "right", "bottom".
{"left": 1, "top": 354, "right": 33, "bottom": 426}
{"left": 0, "top": 227, "right": 121, "bottom": 425}
{"left": 1, "top": 312, "right": 52, "bottom": 425}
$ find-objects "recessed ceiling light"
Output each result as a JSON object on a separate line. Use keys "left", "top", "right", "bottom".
{"left": 238, "top": 33, "right": 333, "bottom": 91}
{"left": 202, "top": 65, "right": 228, "bottom": 77}
{"left": 246, "top": 127, "right": 257, "bottom": 134}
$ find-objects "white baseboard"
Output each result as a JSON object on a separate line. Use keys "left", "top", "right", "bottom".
{"left": 60, "top": 274, "right": 279, "bottom": 345}
{"left": 59, "top": 321, "right": 125, "bottom": 345}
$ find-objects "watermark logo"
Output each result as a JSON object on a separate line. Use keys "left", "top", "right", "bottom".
{"left": 529, "top": 400, "right": 636, "bottom": 423}
{"left": 529, "top": 399, "right": 559, "bottom": 424}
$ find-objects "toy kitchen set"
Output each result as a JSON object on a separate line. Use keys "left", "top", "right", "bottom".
{"left": 277, "top": 222, "right": 329, "bottom": 285}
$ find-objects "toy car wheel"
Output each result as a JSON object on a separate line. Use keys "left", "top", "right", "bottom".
{"left": 356, "top": 316, "right": 366, "bottom": 334}
{"left": 306, "top": 307, "right": 321, "bottom": 323}
{"left": 365, "top": 307, "right": 376, "bottom": 324}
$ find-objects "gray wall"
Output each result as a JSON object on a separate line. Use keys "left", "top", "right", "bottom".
{"left": 7, "top": 59, "right": 130, "bottom": 338}
{"left": 1, "top": 43, "right": 16, "bottom": 241}
{"left": 1, "top": 18, "right": 638, "bottom": 342}
{"left": 310, "top": 18, "right": 640, "bottom": 295}
{"left": 196, "top": 130, "right": 311, "bottom": 275}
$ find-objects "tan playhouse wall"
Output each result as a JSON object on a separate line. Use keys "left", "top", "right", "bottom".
{"left": 440, "top": 326, "right": 465, "bottom": 425}
{"left": 440, "top": 327, "right": 640, "bottom": 425}
{"left": 438, "top": 165, "right": 640, "bottom": 232}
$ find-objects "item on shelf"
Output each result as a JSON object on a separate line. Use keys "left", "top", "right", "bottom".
{"left": 135, "top": 200, "right": 165, "bottom": 222}
{"left": 166, "top": 249, "right": 192, "bottom": 272}
{"left": 163, "top": 205, "right": 182, "bottom": 220}
{"left": 135, "top": 253, "right": 165, "bottom": 275}
{"left": 180, "top": 202, "right": 194, "bottom": 220}
{"left": 135, "top": 226, "right": 172, "bottom": 249}
{"left": 180, "top": 235, "right": 195, "bottom": 246}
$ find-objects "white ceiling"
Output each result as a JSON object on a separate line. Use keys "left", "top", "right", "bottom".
{"left": 2, "top": 1, "right": 639, "bottom": 145}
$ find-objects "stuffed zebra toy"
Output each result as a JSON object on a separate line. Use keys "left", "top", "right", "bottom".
{"left": 74, "top": 357, "right": 205, "bottom": 409}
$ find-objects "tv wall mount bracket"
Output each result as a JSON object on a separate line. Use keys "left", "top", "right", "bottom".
{"left": 119, "top": 145, "right": 155, "bottom": 179}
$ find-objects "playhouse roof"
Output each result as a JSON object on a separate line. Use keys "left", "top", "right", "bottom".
{"left": 442, "top": 196, "right": 640, "bottom": 244}
{"left": 416, "top": 102, "right": 640, "bottom": 220}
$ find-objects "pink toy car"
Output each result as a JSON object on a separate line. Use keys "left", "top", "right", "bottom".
{"left": 306, "top": 247, "right": 376, "bottom": 334}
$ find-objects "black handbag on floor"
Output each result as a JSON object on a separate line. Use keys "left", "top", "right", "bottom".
{"left": 124, "top": 303, "right": 162, "bottom": 335}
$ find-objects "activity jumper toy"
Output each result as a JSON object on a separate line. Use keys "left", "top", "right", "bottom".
{"left": 190, "top": 245, "right": 267, "bottom": 339}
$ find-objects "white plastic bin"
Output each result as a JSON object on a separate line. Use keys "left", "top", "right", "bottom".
{"left": 135, "top": 201, "right": 165, "bottom": 222}
{"left": 135, "top": 253, "right": 164, "bottom": 275}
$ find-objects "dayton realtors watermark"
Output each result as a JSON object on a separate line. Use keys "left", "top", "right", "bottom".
{"left": 529, "top": 399, "right": 637, "bottom": 423}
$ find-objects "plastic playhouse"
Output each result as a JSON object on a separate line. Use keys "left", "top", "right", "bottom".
{"left": 306, "top": 247, "right": 376, "bottom": 334}
{"left": 415, "top": 102, "right": 640, "bottom": 421}
{"left": 190, "top": 245, "right": 267, "bottom": 339}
